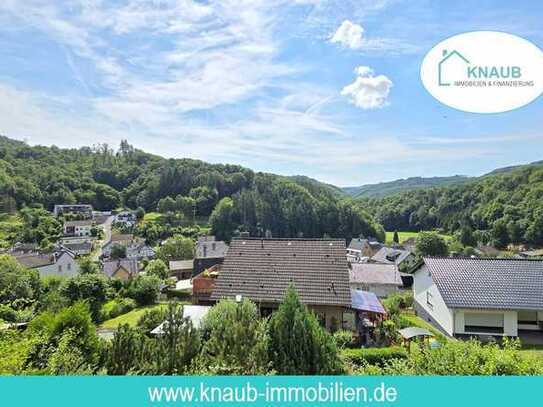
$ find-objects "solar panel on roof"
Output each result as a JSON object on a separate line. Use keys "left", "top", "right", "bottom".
{"left": 351, "top": 289, "right": 386, "bottom": 314}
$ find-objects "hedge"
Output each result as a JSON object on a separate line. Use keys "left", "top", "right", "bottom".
{"left": 341, "top": 346, "right": 408, "bottom": 366}
{"left": 100, "top": 298, "right": 137, "bottom": 321}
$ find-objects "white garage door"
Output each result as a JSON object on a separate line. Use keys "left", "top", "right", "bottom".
{"left": 465, "top": 313, "right": 504, "bottom": 328}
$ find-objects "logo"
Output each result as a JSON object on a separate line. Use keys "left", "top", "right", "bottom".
{"left": 421, "top": 31, "right": 543, "bottom": 113}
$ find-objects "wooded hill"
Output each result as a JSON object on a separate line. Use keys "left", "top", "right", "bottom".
{"left": 0, "top": 136, "right": 383, "bottom": 241}
{"left": 359, "top": 162, "right": 543, "bottom": 247}
{"left": 342, "top": 175, "right": 469, "bottom": 198}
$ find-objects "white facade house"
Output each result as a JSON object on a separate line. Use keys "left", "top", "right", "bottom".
{"left": 413, "top": 257, "right": 543, "bottom": 337}
{"left": 15, "top": 250, "right": 79, "bottom": 278}
{"left": 102, "top": 234, "right": 155, "bottom": 260}
{"left": 63, "top": 220, "right": 93, "bottom": 237}
{"left": 114, "top": 211, "right": 136, "bottom": 228}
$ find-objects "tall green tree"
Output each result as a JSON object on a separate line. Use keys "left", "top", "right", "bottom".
{"left": 268, "top": 286, "right": 342, "bottom": 375}
{"left": 197, "top": 298, "right": 268, "bottom": 374}
{"left": 157, "top": 235, "right": 194, "bottom": 262}
{"left": 145, "top": 259, "right": 169, "bottom": 280}
{"left": 209, "top": 197, "right": 235, "bottom": 242}
{"left": 152, "top": 302, "right": 201, "bottom": 375}
{"left": 415, "top": 232, "right": 449, "bottom": 257}
{"left": 59, "top": 274, "right": 108, "bottom": 321}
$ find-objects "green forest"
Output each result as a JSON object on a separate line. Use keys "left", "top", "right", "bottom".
{"left": 0, "top": 136, "right": 384, "bottom": 242}
{"left": 360, "top": 163, "right": 543, "bottom": 247}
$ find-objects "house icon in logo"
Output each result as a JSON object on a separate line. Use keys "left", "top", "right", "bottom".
{"left": 438, "top": 49, "right": 470, "bottom": 86}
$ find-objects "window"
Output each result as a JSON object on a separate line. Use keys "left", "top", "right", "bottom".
{"left": 464, "top": 312, "right": 504, "bottom": 334}
{"left": 518, "top": 310, "right": 538, "bottom": 325}
{"left": 426, "top": 292, "right": 434, "bottom": 309}
{"left": 67, "top": 263, "right": 71, "bottom": 271}
{"left": 58, "top": 265, "right": 62, "bottom": 272}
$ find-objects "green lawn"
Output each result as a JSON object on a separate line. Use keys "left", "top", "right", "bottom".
{"left": 143, "top": 212, "right": 163, "bottom": 222}
{"left": 399, "top": 310, "right": 449, "bottom": 343}
{"left": 99, "top": 304, "right": 167, "bottom": 329}
{"left": 385, "top": 230, "right": 452, "bottom": 245}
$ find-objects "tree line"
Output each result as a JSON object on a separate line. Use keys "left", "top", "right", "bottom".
{"left": 0, "top": 136, "right": 384, "bottom": 241}
{"left": 360, "top": 164, "right": 543, "bottom": 248}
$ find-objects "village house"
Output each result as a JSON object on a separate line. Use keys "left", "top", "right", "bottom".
{"left": 193, "top": 236, "right": 228, "bottom": 277}
{"left": 58, "top": 236, "right": 94, "bottom": 256}
{"left": 102, "top": 234, "right": 155, "bottom": 260}
{"left": 102, "top": 259, "right": 140, "bottom": 282}
{"left": 114, "top": 211, "right": 136, "bottom": 227}
{"left": 211, "top": 238, "right": 352, "bottom": 331}
{"left": 63, "top": 219, "right": 93, "bottom": 237}
{"left": 346, "top": 238, "right": 383, "bottom": 262}
{"left": 59, "top": 240, "right": 93, "bottom": 256}
{"left": 349, "top": 263, "right": 403, "bottom": 298}
{"left": 14, "top": 250, "right": 79, "bottom": 278}
{"left": 192, "top": 264, "right": 220, "bottom": 305}
{"left": 371, "top": 246, "right": 417, "bottom": 271}
{"left": 413, "top": 257, "right": 543, "bottom": 338}
{"left": 169, "top": 260, "right": 193, "bottom": 280}
{"left": 53, "top": 204, "right": 93, "bottom": 218}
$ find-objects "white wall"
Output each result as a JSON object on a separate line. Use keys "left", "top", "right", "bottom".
{"left": 38, "top": 253, "right": 79, "bottom": 278}
{"left": 413, "top": 265, "right": 454, "bottom": 335}
{"left": 454, "top": 309, "right": 518, "bottom": 336}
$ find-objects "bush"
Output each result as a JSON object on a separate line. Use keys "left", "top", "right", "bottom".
{"left": 126, "top": 275, "right": 161, "bottom": 306}
{"left": 197, "top": 299, "right": 268, "bottom": 374}
{"left": 268, "top": 286, "right": 342, "bottom": 375}
{"left": 26, "top": 302, "right": 101, "bottom": 371}
{"left": 383, "top": 292, "right": 413, "bottom": 312}
{"left": 100, "top": 298, "right": 137, "bottom": 320}
{"left": 0, "top": 304, "right": 17, "bottom": 323}
{"left": 341, "top": 347, "right": 408, "bottom": 367}
{"left": 333, "top": 330, "right": 356, "bottom": 349}
{"left": 136, "top": 307, "right": 167, "bottom": 334}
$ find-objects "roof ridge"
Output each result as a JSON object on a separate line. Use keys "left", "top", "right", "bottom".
{"left": 425, "top": 256, "right": 543, "bottom": 262}
{"left": 232, "top": 237, "right": 345, "bottom": 241}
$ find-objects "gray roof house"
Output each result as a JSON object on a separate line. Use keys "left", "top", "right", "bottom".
{"left": 413, "top": 257, "right": 543, "bottom": 338}
{"left": 347, "top": 238, "right": 383, "bottom": 262}
{"left": 211, "top": 238, "right": 352, "bottom": 331}
{"left": 102, "top": 234, "right": 155, "bottom": 260}
{"left": 193, "top": 236, "right": 228, "bottom": 277}
{"left": 349, "top": 263, "right": 403, "bottom": 298}
{"left": 371, "top": 247, "right": 417, "bottom": 271}
{"left": 103, "top": 259, "right": 140, "bottom": 281}
{"left": 14, "top": 250, "right": 79, "bottom": 278}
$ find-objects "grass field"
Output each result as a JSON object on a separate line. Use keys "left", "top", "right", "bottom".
{"left": 385, "top": 230, "right": 452, "bottom": 245}
{"left": 143, "top": 212, "right": 163, "bottom": 222}
{"left": 399, "top": 310, "right": 449, "bottom": 342}
{"left": 99, "top": 304, "right": 168, "bottom": 329}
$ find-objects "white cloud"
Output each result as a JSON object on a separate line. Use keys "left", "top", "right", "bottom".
{"left": 341, "top": 65, "right": 392, "bottom": 109}
{"left": 330, "top": 20, "right": 365, "bottom": 49}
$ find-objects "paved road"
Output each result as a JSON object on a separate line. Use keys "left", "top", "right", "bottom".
{"left": 92, "top": 215, "right": 113, "bottom": 260}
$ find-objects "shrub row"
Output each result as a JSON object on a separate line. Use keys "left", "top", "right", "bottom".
{"left": 341, "top": 346, "right": 408, "bottom": 367}
{"left": 100, "top": 298, "right": 136, "bottom": 321}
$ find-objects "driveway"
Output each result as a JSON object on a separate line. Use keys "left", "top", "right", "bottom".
{"left": 92, "top": 215, "right": 113, "bottom": 260}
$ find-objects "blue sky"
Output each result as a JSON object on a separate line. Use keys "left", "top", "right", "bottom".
{"left": 0, "top": 0, "right": 542, "bottom": 186}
